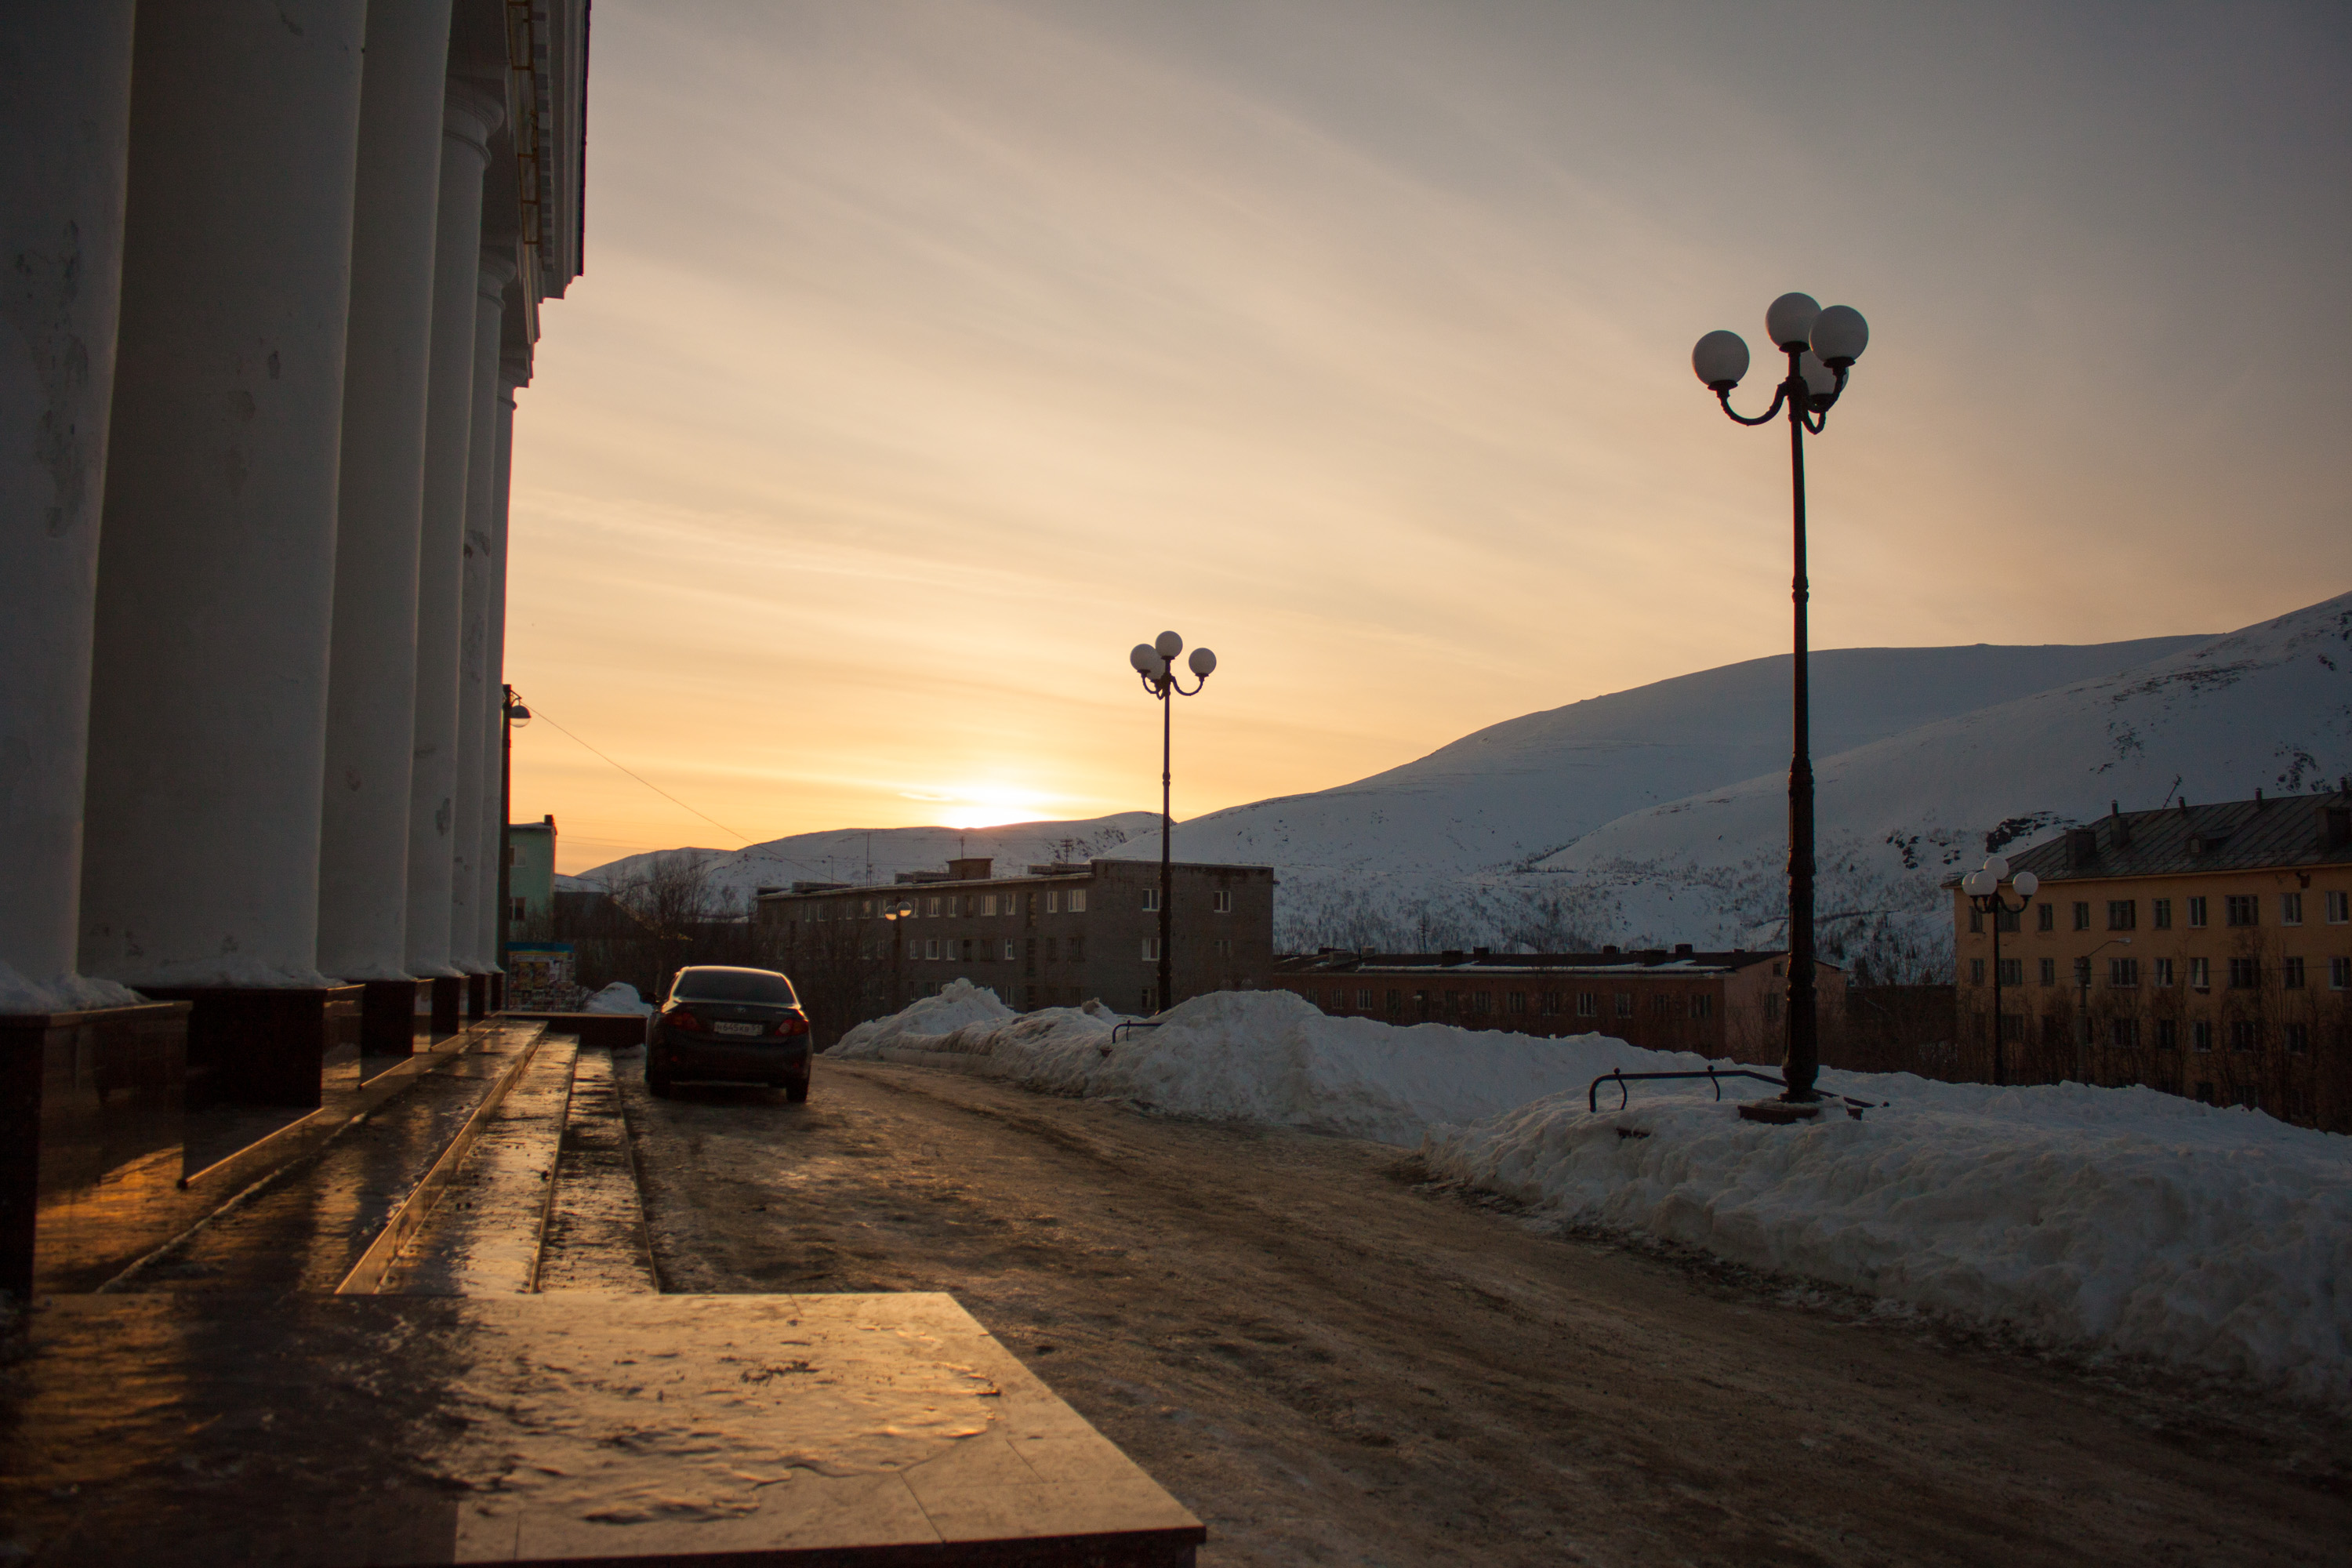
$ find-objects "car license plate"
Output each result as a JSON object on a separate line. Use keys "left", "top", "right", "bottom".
{"left": 712, "top": 1022, "right": 763, "bottom": 1036}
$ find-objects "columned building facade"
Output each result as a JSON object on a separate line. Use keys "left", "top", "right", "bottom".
{"left": 2, "top": 2, "right": 589, "bottom": 1077}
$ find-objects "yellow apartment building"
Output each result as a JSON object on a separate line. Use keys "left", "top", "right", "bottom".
{"left": 1952, "top": 788, "right": 2352, "bottom": 1128}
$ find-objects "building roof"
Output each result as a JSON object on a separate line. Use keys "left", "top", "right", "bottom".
{"left": 1277, "top": 947, "right": 1831, "bottom": 978}
{"left": 1966, "top": 789, "right": 2352, "bottom": 886}
{"left": 754, "top": 858, "right": 1273, "bottom": 902}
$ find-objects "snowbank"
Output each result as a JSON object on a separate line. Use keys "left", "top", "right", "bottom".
{"left": 583, "top": 982, "right": 653, "bottom": 1015}
{"left": 837, "top": 982, "right": 2351, "bottom": 1403}
{"left": 831, "top": 981, "right": 1705, "bottom": 1145}
{"left": 1422, "top": 1072, "right": 2352, "bottom": 1403}
{"left": 0, "top": 960, "right": 146, "bottom": 1014}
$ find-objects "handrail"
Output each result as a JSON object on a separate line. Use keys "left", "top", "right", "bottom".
{"left": 1586, "top": 1066, "right": 1886, "bottom": 1119}
{"left": 1109, "top": 1020, "right": 1163, "bottom": 1044}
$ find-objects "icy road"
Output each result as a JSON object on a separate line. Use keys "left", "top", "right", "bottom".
{"left": 620, "top": 1057, "right": 2348, "bottom": 1566}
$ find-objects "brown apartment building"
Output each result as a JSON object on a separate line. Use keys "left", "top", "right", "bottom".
{"left": 1276, "top": 946, "right": 1845, "bottom": 1064}
{"left": 1954, "top": 788, "right": 2352, "bottom": 1127}
{"left": 757, "top": 857, "right": 1275, "bottom": 1040}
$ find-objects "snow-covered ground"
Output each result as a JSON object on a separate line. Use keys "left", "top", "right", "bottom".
{"left": 834, "top": 982, "right": 2352, "bottom": 1404}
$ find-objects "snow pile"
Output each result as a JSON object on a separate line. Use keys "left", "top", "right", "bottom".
{"left": 1422, "top": 1073, "right": 2352, "bottom": 1403}
{"left": 832, "top": 982, "right": 1704, "bottom": 1144}
{"left": 0, "top": 960, "right": 147, "bottom": 1015}
{"left": 583, "top": 982, "right": 654, "bottom": 1015}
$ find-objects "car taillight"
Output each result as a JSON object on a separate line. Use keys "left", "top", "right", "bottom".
{"left": 775, "top": 1013, "right": 809, "bottom": 1036}
{"left": 667, "top": 1007, "right": 704, "bottom": 1031}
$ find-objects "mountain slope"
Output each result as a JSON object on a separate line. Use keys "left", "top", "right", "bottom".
{"left": 1109, "top": 635, "right": 2209, "bottom": 877}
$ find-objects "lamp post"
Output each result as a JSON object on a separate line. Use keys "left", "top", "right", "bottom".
{"left": 1128, "top": 630, "right": 1217, "bottom": 1013}
{"left": 881, "top": 898, "right": 913, "bottom": 1013}
{"left": 499, "top": 685, "right": 530, "bottom": 973}
{"left": 1693, "top": 293, "right": 1871, "bottom": 1103}
{"left": 1961, "top": 856, "right": 2039, "bottom": 1087}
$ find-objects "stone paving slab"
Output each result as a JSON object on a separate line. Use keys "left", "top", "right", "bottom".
{"left": 1, "top": 1291, "right": 1203, "bottom": 1566}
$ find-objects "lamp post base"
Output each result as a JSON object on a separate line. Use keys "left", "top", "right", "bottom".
{"left": 1739, "top": 1099, "right": 1824, "bottom": 1124}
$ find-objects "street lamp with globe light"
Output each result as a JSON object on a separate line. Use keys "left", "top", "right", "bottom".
{"left": 1129, "top": 631, "right": 1217, "bottom": 1013}
{"left": 1961, "top": 855, "right": 2039, "bottom": 1087}
{"left": 880, "top": 898, "right": 914, "bottom": 1010}
{"left": 1692, "top": 292, "right": 1870, "bottom": 1106}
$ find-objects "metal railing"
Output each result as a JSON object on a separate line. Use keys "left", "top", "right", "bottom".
{"left": 1586, "top": 1066, "right": 1885, "bottom": 1119}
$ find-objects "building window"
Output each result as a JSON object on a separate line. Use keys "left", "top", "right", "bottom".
{"left": 2281, "top": 955, "right": 2305, "bottom": 989}
{"left": 2035, "top": 903, "right": 2053, "bottom": 931}
{"left": 1211, "top": 888, "right": 1232, "bottom": 913}
{"left": 2107, "top": 900, "right": 2136, "bottom": 931}
{"left": 1615, "top": 993, "right": 1633, "bottom": 1018}
{"left": 1691, "top": 994, "right": 1712, "bottom": 1019}
{"left": 1970, "top": 958, "right": 1986, "bottom": 984}
{"left": 2154, "top": 957, "right": 2174, "bottom": 987}
{"left": 1507, "top": 991, "right": 1526, "bottom": 1014}
{"left": 924, "top": 938, "right": 939, "bottom": 960}
{"left": 2109, "top": 957, "right": 2139, "bottom": 988}
{"left": 926, "top": 897, "right": 941, "bottom": 917}
{"left": 2108, "top": 1018, "right": 2140, "bottom": 1049}
{"left": 510, "top": 897, "right": 527, "bottom": 921}
{"left": 2229, "top": 1019, "right": 2259, "bottom": 1052}
{"left": 2280, "top": 892, "right": 2303, "bottom": 926}
{"left": 1069, "top": 889, "right": 1087, "bottom": 913}
{"left": 2225, "top": 895, "right": 2258, "bottom": 927}
{"left": 1968, "top": 907, "right": 1983, "bottom": 934}
{"left": 1140, "top": 989, "right": 1153, "bottom": 1011}
{"left": 1003, "top": 938, "right": 1016, "bottom": 960}
{"left": 1385, "top": 989, "right": 1402, "bottom": 1014}
{"left": 2039, "top": 958, "right": 2056, "bottom": 985}
{"left": 2328, "top": 891, "right": 2349, "bottom": 924}
{"left": 2072, "top": 902, "right": 2091, "bottom": 931}
{"left": 1649, "top": 994, "right": 1671, "bottom": 1018}
{"left": 2227, "top": 957, "right": 2258, "bottom": 989}
{"left": 981, "top": 895, "right": 996, "bottom": 916}
{"left": 2333, "top": 956, "right": 2351, "bottom": 989}
{"left": 1045, "top": 891, "right": 1058, "bottom": 914}
{"left": 1141, "top": 937, "right": 1160, "bottom": 961}
{"left": 1069, "top": 936, "right": 1086, "bottom": 963}
{"left": 1577, "top": 993, "right": 1597, "bottom": 1018}
{"left": 1213, "top": 938, "right": 1232, "bottom": 957}
{"left": 2155, "top": 1018, "right": 2177, "bottom": 1051}
{"left": 1142, "top": 888, "right": 1160, "bottom": 913}
{"left": 2187, "top": 896, "right": 2208, "bottom": 928}
{"left": 2187, "top": 956, "right": 2209, "bottom": 989}
{"left": 1541, "top": 992, "right": 1561, "bottom": 1015}
{"left": 2284, "top": 1022, "right": 2310, "bottom": 1054}
{"left": 2151, "top": 898, "right": 2172, "bottom": 930}
{"left": 1465, "top": 991, "right": 1486, "bottom": 1014}
{"left": 1998, "top": 958, "right": 2021, "bottom": 985}
{"left": 1357, "top": 988, "right": 1374, "bottom": 1010}
{"left": 2074, "top": 956, "right": 2091, "bottom": 988}
{"left": 2191, "top": 1020, "right": 2213, "bottom": 1053}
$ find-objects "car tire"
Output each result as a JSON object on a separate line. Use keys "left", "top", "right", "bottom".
{"left": 783, "top": 1076, "right": 810, "bottom": 1104}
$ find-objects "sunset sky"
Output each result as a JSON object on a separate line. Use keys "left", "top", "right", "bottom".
{"left": 504, "top": 1, "right": 2350, "bottom": 873}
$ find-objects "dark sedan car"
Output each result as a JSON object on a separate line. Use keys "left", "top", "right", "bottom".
{"left": 646, "top": 966, "right": 814, "bottom": 1101}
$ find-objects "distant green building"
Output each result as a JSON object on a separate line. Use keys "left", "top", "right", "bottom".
{"left": 505, "top": 814, "right": 558, "bottom": 947}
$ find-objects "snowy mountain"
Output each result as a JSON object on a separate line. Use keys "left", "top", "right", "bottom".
{"left": 575, "top": 813, "right": 1159, "bottom": 908}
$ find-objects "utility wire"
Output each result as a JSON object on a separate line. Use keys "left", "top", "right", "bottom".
{"left": 528, "top": 706, "right": 758, "bottom": 849}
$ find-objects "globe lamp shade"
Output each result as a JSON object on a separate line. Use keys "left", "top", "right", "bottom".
{"left": 1155, "top": 630, "right": 1184, "bottom": 659}
{"left": 1691, "top": 330, "right": 1749, "bottom": 390}
{"left": 1188, "top": 647, "right": 1217, "bottom": 677}
{"left": 1982, "top": 855, "right": 2010, "bottom": 880}
{"left": 1961, "top": 870, "right": 1990, "bottom": 898}
{"left": 1129, "top": 643, "right": 1158, "bottom": 674}
{"left": 508, "top": 705, "right": 531, "bottom": 728}
{"left": 1810, "top": 304, "right": 1869, "bottom": 368}
{"left": 2013, "top": 870, "right": 2039, "bottom": 898}
{"left": 1765, "top": 292, "right": 1821, "bottom": 352}
{"left": 1798, "top": 351, "right": 1838, "bottom": 400}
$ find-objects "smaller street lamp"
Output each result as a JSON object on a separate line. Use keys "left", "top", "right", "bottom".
{"left": 498, "top": 686, "right": 532, "bottom": 971}
{"left": 1961, "top": 856, "right": 2038, "bottom": 1087}
{"left": 880, "top": 898, "right": 913, "bottom": 1011}
{"left": 1129, "top": 631, "right": 1217, "bottom": 1013}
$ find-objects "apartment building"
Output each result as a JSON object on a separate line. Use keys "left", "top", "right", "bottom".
{"left": 758, "top": 857, "right": 1276, "bottom": 1031}
{"left": 1276, "top": 946, "right": 1845, "bottom": 1064}
{"left": 1953, "top": 788, "right": 2352, "bottom": 1127}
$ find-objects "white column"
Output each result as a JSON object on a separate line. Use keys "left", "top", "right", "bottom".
{"left": 405, "top": 84, "right": 501, "bottom": 981}
{"left": 477, "top": 368, "right": 522, "bottom": 969}
{"left": 79, "top": 0, "right": 368, "bottom": 989}
{"left": 450, "top": 248, "right": 514, "bottom": 975}
{"left": 315, "top": 0, "right": 457, "bottom": 982}
{"left": 0, "top": 2, "right": 138, "bottom": 1011}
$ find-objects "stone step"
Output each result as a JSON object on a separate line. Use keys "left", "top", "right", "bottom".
{"left": 373, "top": 1035, "right": 581, "bottom": 1296}
{"left": 535, "top": 1046, "right": 659, "bottom": 1293}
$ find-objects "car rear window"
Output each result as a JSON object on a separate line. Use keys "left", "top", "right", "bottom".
{"left": 673, "top": 970, "right": 798, "bottom": 1004}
